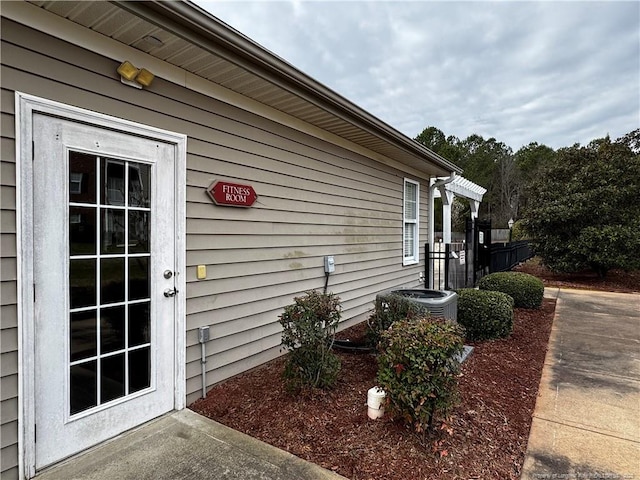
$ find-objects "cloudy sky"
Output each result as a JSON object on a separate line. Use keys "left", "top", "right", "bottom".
{"left": 193, "top": 1, "right": 639, "bottom": 151}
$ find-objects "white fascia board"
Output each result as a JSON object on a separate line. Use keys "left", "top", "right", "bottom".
{"left": 1, "top": 1, "right": 430, "bottom": 180}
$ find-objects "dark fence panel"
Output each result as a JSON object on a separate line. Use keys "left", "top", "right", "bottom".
{"left": 425, "top": 242, "right": 472, "bottom": 290}
{"left": 490, "top": 241, "right": 533, "bottom": 273}
{"left": 427, "top": 240, "right": 533, "bottom": 290}
{"left": 470, "top": 219, "right": 491, "bottom": 285}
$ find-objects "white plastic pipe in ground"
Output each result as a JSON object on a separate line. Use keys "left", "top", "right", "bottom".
{"left": 367, "top": 387, "right": 386, "bottom": 419}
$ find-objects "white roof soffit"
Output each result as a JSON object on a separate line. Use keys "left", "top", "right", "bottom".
{"left": 433, "top": 176, "right": 486, "bottom": 202}
{"left": 22, "top": 0, "right": 460, "bottom": 177}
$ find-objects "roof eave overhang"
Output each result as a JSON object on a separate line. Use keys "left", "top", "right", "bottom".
{"left": 113, "top": 0, "right": 461, "bottom": 177}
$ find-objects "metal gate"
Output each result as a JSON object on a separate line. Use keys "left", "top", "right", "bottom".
{"left": 426, "top": 219, "right": 491, "bottom": 290}
{"left": 425, "top": 242, "right": 468, "bottom": 290}
{"left": 470, "top": 219, "right": 491, "bottom": 285}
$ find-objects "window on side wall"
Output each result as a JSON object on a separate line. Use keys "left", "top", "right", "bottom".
{"left": 403, "top": 178, "right": 419, "bottom": 265}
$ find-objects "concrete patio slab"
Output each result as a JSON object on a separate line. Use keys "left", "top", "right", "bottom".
{"left": 34, "top": 409, "right": 347, "bottom": 480}
{"left": 521, "top": 289, "right": 640, "bottom": 480}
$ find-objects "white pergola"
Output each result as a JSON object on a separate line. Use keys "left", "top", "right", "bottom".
{"left": 429, "top": 174, "right": 487, "bottom": 244}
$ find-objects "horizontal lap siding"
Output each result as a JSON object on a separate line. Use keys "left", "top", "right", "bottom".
{"left": 1, "top": 16, "right": 430, "bottom": 424}
{"left": 0, "top": 76, "right": 18, "bottom": 480}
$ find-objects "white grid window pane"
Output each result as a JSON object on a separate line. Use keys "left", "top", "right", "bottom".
{"left": 403, "top": 179, "right": 419, "bottom": 264}
{"left": 403, "top": 225, "right": 415, "bottom": 258}
{"left": 69, "top": 152, "right": 152, "bottom": 416}
{"left": 404, "top": 183, "right": 417, "bottom": 220}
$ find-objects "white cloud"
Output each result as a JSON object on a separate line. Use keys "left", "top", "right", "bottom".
{"left": 195, "top": 1, "right": 639, "bottom": 151}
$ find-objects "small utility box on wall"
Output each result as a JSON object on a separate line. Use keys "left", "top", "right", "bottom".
{"left": 198, "top": 326, "right": 210, "bottom": 343}
{"left": 324, "top": 256, "right": 335, "bottom": 273}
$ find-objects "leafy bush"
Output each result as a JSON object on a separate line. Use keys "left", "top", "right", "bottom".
{"left": 456, "top": 289, "right": 514, "bottom": 341}
{"left": 377, "top": 317, "right": 465, "bottom": 436}
{"left": 478, "top": 271, "right": 544, "bottom": 309}
{"left": 510, "top": 220, "right": 529, "bottom": 241}
{"left": 279, "top": 291, "right": 341, "bottom": 392}
{"left": 522, "top": 137, "right": 640, "bottom": 277}
{"left": 572, "top": 225, "right": 640, "bottom": 278}
{"left": 367, "top": 293, "right": 431, "bottom": 346}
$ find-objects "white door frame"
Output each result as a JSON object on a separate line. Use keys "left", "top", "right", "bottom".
{"left": 16, "top": 92, "right": 187, "bottom": 480}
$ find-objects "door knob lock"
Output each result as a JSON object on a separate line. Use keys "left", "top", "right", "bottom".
{"left": 164, "top": 288, "right": 178, "bottom": 298}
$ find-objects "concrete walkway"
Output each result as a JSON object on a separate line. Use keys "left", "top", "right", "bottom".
{"left": 521, "top": 288, "right": 640, "bottom": 479}
{"left": 35, "top": 409, "right": 346, "bottom": 480}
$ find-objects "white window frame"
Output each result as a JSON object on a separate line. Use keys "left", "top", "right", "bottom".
{"left": 403, "top": 178, "right": 420, "bottom": 265}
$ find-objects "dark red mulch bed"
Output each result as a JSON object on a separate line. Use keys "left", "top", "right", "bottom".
{"left": 190, "top": 299, "right": 556, "bottom": 480}
{"left": 514, "top": 257, "right": 639, "bottom": 293}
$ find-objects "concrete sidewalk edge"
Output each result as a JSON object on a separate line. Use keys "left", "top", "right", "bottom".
{"left": 520, "top": 289, "right": 640, "bottom": 479}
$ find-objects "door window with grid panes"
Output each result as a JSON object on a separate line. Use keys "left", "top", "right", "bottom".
{"left": 68, "top": 152, "right": 152, "bottom": 414}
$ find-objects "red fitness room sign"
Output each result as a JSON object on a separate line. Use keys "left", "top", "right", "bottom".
{"left": 207, "top": 180, "right": 258, "bottom": 207}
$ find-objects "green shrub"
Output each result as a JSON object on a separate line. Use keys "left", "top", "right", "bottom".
{"left": 511, "top": 220, "right": 529, "bottom": 241}
{"left": 367, "top": 293, "right": 431, "bottom": 346}
{"left": 478, "top": 271, "right": 544, "bottom": 309}
{"left": 279, "top": 291, "right": 341, "bottom": 392}
{"left": 377, "top": 317, "right": 465, "bottom": 436}
{"left": 456, "top": 289, "right": 514, "bottom": 341}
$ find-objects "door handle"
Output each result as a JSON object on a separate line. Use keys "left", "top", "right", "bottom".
{"left": 164, "top": 288, "right": 178, "bottom": 298}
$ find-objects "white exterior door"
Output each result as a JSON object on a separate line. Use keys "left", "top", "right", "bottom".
{"left": 32, "top": 113, "right": 178, "bottom": 469}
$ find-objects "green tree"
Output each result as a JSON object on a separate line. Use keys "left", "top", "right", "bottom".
{"left": 415, "top": 127, "right": 466, "bottom": 233}
{"left": 617, "top": 128, "right": 640, "bottom": 154}
{"left": 515, "top": 142, "right": 556, "bottom": 178}
{"left": 415, "top": 126, "right": 464, "bottom": 165}
{"left": 457, "top": 135, "right": 513, "bottom": 225}
{"left": 514, "top": 143, "right": 556, "bottom": 213}
{"left": 416, "top": 128, "right": 516, "bottom": 226}
{"left": 522, "top": 134, "right": 640, "bottom": 277}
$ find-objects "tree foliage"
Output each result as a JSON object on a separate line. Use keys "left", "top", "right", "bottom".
{"left": 522, "top": 136, "right": 640, "bottom": 277}
{"left": 617, "top": 128, "right": 640, "bottom": 154}
{"left": 415, "top": 126, "right": 640, "bottom": 277}
{"left": 416, "top": 127, "right": 527, "bottom": 227}
{"left": 415, "top": 126, "right": 464, "bottom": 165}
{"left": 514, "top": 142, "right": 556, "bottom": 213}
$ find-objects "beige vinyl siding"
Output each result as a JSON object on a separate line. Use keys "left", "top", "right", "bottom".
{"left": 1, "top": 79, "right": 19, "bottom": 478}
{"left": 2, "top": 13, "right": 430, "bottom": 439}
